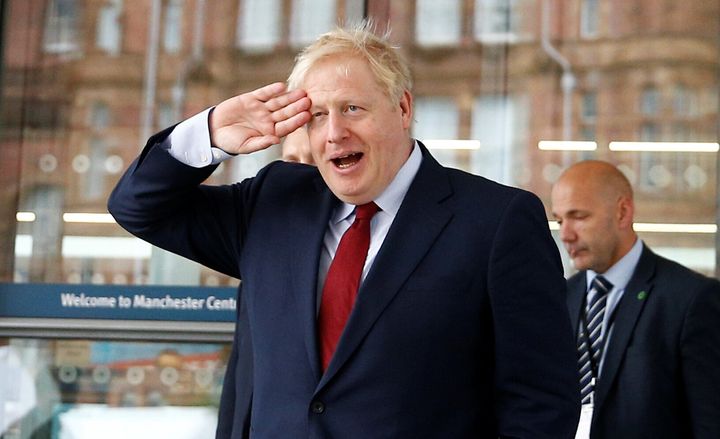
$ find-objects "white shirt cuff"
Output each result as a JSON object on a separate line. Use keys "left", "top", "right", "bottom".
{"left": 168, "top": 107, "right": 235, "bottom": 168}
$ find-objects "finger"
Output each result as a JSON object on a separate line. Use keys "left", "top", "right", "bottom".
{"left": 265, "top": 88, "right": 308, "bottom": 112}
{"left": 275, "top": 111, "right": 311, "bottom": 138}
{"left": 252, "top": 82, "right": 288, "bottom": 102}
{"left": 243, "top": 135, "right": 281, "bottom": 153}
{"left": 270, "top": 96, "right": 311, "bottom": 124}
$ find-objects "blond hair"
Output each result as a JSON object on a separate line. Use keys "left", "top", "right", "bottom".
{"left": 287, "top": 21, "right": 412, "bottom": 104}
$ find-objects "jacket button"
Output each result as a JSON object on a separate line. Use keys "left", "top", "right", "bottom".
{"left": 311, "top": 401, "right": 325, "bottom": 414}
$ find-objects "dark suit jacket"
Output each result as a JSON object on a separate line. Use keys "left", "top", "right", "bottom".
{"left": 215, "top": 285, "right": 253, "bottom": 439}
{"left": 567, "top": 244, "right": 720, "bottom": 438}
{"left": 108, "top": 131, "right": 581, "bottom": 439}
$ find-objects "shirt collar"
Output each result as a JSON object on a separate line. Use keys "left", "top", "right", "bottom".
{"left": 587, "top": 237, "right": 643, "bottom": 292}
{"left": 331, "top": 140, "right": 422, "bottom": 223}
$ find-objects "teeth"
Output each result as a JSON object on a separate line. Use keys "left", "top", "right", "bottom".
{"left": 332, "top": 152, "right": 361, "bottom": 169}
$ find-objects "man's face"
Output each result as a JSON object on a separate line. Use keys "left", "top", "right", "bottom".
{"left": 303, "top": 55, "right": 413, "bottom": 205}
{"left": 551, "top": 180, "right": 622, "bottom": 273}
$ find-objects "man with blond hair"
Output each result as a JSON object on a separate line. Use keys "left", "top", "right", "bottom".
{"left": 110, "top": 23, "right": 580, "bottom": 439}
{"left": 551, "top": 160, "right": 720, "bottom": 439}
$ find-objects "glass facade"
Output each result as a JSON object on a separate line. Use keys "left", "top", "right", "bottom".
{"left": 0, "top": 0, "right": 718, "bottom": 437}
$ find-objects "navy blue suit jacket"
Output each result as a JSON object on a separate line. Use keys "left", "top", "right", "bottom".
{"left": 109, "top": 130, "right": 580, "bottom": 438}
{"left": 567, "top": 245, "right": 720, "bottom": 438}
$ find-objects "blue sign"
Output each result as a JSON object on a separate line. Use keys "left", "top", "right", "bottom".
{"left": 0, "top": 283, "right": 237, "bottom": 322}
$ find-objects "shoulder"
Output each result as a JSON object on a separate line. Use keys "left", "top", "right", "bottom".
{"left": 649, "top": 249, "right": 719, "bottom": 291}
{"left": 247, "top": 160, "right": 322, "bottom": 193}
{"left": 641, "top": 248, "right": 720, "bottom": 311}
{"left": 441, "top": 165, "right": 544, "bottom": 213}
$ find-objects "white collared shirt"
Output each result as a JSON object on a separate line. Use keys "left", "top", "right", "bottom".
{"left": 585, "top": 237, "right": 643, "bottom": 373}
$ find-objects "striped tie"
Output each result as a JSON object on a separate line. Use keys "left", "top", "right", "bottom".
{"left": 578, "top": 275, "right": 613, "bottom": 404}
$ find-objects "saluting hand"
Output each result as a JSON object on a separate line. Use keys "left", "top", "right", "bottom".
{"left": 209, "top": 82, "right": 311, "bottom": 155}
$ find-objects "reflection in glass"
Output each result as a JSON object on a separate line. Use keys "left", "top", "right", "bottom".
{"left": 416, "top": 0, "right": 461, "bottom": 47}
{"left": 290, "top": 0, "right": 336, "bottom": 47}
{"left": 0, "top": 338, "right": 229, "bottom": 439}
{"left": 237, "top": 0, "right": 281, "bottom": 51}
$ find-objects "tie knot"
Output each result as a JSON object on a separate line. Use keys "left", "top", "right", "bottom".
{"left": 591, "top": 275, "right": 613, "bottom": 295}
{"left": 354, "top": 202, "right": 379, "bottom": 221}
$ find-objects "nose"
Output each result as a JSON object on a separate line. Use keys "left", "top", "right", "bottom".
{"left": 327, "top": 111, "right": 349, "bottom": 144}
{"left": 558, "top": 220, "right": 575, "bottom": 243}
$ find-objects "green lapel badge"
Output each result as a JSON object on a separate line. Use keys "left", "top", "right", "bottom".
{"left": 637, "top": 291, "right": 647, "bottom": 300}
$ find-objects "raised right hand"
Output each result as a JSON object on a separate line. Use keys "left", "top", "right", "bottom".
{"left": 209, "top": 82, "right": 311, "bottom": 155}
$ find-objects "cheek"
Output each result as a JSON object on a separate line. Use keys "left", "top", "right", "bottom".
{"left": 308, "top": 135, "right": 324, "bottom": 157}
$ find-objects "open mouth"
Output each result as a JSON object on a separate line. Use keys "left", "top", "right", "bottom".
{"left": 332, "top": 152, "right": 363, "bottom": 169}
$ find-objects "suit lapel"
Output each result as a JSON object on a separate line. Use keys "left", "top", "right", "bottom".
{"left": 594, "top": 245, "right": 656, "bottom": 411}
{"left": 317, "top": 145, "right": 454, "bottom": 390}
{"left": 289, "top": 175, "right": 337, "bottom": 381}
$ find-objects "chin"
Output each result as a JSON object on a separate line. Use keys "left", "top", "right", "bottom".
{"left": 571, "top": 259, "right": 589, "bottom": 271}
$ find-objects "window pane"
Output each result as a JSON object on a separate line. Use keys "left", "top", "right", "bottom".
{"left": 471, "top": 94, "right": 529, "bottom": 185}
{"left": 580, "top": 0, "right": 599, "bottom": 38}
{"left": 237, "top": 0, "right": 281, "bottom": 51}
{"left": 290, "top": 0, "right": 336, "bottom": 47}
{"left": 640, "top": 87, "right": 660, "bottom": 115}
{"left": 413, "top": 97, "right": 460, "bottom": 168}
{"left": 163, "top": 0, "right": 184, "bottom": 53}
{"left": 96, "top": 0, "right": 122, "bottom": 55}
{"left": 416, "top": 0, "right": 461, "bottom": 46}
{"left": 475, "top": 0, "right": 521, "bottom": 43}
{"left": 44, "top": 0, "right": 80, "bottom": 53}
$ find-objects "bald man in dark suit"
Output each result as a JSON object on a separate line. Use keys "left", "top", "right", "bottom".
{"left": 551, "top": 160, "right": 720, "bottom": 438}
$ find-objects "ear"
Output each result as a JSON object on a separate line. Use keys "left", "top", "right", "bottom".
{"left": 399, "top": 90, "right": 413, "bottom": 129}
{"left": 616, "top": 196, "right": 634, "bottom": 230}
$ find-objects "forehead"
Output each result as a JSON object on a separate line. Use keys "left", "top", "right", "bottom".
{"left": 551, "top": 179, "right": 601, "bottom": 214}
{"left": 304, "top": 56, "right": 383, "bottom": 98}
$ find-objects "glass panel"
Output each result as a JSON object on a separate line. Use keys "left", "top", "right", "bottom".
{"left": 0, "top": 337, "right": 228, "bottom": 438}
{"left": 0, "top": 0, "right": 718, "bottom": 435}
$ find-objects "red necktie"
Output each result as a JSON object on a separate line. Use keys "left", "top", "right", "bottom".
{"left": 318, "top": 202, "right": 379, "bottom": 371}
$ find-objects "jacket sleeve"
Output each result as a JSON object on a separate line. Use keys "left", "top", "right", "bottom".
{"left": 107, "top": 127, "right": 263, "bottom": 278}
{"left": 488, "top": 190, "right": 581, "bottom": 439}
{"left": 681, "top": 277, "right": 720, "bottom": 438}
